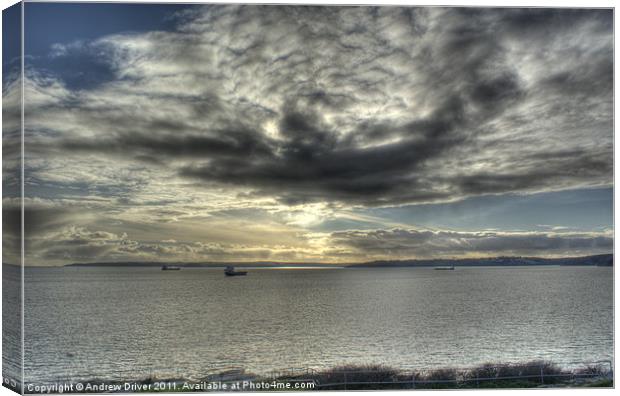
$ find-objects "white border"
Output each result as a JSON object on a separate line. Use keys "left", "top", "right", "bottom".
{"left": 0, "top": 2, "right": 616, "bottom": 396}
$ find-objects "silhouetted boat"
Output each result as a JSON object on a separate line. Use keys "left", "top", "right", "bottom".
{"left": 434, "top": 265, "right": 455, "bottom": 270}
{"left": 161, "top": 265, "right": 181, "bottom": 271}
{"left": 225, "top": 266, "right": 247, "bottom": 276}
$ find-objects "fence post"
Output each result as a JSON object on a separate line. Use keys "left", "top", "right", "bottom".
{"left": 411, "top": 374, "right": 415, "bottom": 389}
{"left": 344, "top": 372, "right": 347, "bottom": 391}
{"left": 540, "top": 364, "right": 544, "bottom": 384}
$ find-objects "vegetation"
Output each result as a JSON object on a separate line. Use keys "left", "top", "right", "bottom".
{"left": 282, "top": 360, "right": 612, "bottom": 390}
{"left": 56, "top": 360, "right": 612, "bottom": 392}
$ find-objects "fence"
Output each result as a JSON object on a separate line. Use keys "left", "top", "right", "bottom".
{"left": 270, "top": 360, "right": 613, "bottom": 390}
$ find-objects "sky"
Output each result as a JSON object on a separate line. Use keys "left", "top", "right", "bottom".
{"left": 2, "top": 3, "right": 614, "bottom": 266}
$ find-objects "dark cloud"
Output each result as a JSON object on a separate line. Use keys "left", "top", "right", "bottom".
{"left": 2, "top": 203, "right": 88, "bottom": 264}
{"left": 456, "top": 149, "right": 613, "bottom": 196}
{"left": 179, "top": 95, "right": 468, "bottom": 205}
{"left": 3, "top": 205, "right": 76, "bottom": 238}
{"left": 497, "top": 8, "right": 613, "bottom": 36}
{"left": 61, "top": 127, "right": 275, "bottom": 162}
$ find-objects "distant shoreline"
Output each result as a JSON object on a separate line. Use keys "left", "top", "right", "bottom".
{"left": 4, "top": 253, "right": 612, "bottom": 268}
{"left": 3, "top": 253, "right": 614, "bottom": 269}
{"left": 61, "top": 253, "right": 616, "bottom": 268}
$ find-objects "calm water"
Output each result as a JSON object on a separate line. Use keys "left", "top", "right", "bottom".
{"left": 9, "top": 266, "right": 615, "bottom": 384}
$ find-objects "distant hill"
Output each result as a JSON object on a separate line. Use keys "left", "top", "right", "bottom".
{"left": 64, "top": 254, "right": 612, "bottom": 268}
{"left": 347, "top": 254, "right": 613, "bottom": 268}
{"left": 64, "top": 261, "right": 338, "bottom": 268}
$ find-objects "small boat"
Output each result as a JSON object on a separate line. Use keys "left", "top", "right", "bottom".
{"left": 161, "top": 265, "right": 181, "bottom": 271}
{"left": 434, "top": 265, "right": 455, "bottom": 270}
{"left": 225, "top": 266, "right": 247, "bottom": 276}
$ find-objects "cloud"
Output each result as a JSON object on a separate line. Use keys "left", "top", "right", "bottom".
{"left": 18, "top": 6, "right": 611, "bottom": 208}
{"left": 30, "top": 225, "right": 325, "bottom": 264}
{"left": 330, "top": 228, "right": 613, "bottom": 259}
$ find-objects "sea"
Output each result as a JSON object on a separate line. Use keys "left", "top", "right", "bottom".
{"left": 2, "top": 265, "right": 614, "bottom": 385}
